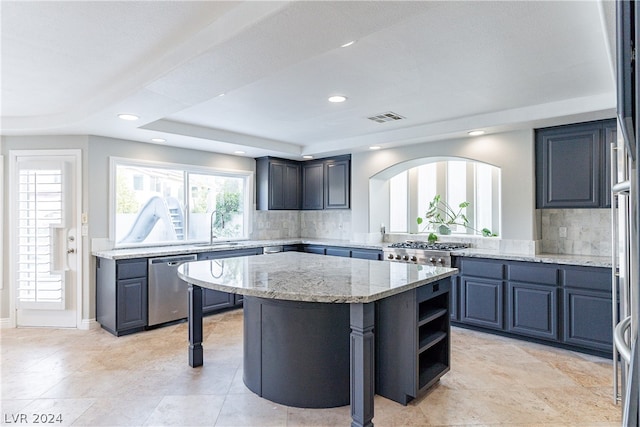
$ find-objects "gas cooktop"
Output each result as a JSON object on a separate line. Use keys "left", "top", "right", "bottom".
{"left": 387, "top": 241, "right": 469, "bottom": 251}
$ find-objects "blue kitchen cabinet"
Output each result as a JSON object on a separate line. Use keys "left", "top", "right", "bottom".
{"left": 324, "top": 158, "right": 350, "bottom": 209}
{"left": 562, "top": 266, "right": 613, "bottom": 352}
{"left": 453, "top": 256, "right": 613, "bottom": 356}
{"left": 535, "top": 118, "right": 616, "bottom": 209}
{"left": 302, "top": 162, "right": 325, "bottom": 210}
{"left": 256, "top": 157, "right": 301, "bottom": 210}
{"left": 302, "top": 155, "right": 350, "bottom": 210}
{"left": 506, "top": 263, "right": 559, "bottom": 340}
{"left": 197, "top": 247, "right": 263, "bottom": 312}
{"left": 96, "top": 257, "right": 148, "bottom": 336}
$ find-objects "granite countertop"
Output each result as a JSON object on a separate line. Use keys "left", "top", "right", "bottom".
{"left": 92, "top": 238, "right": 383, "bottom": 260}
{"left": 177, "top": 251, "right": 457, "bottom": 303}
{"left": 452, "top": 248, "right": 612, "bottom": 268}
{"left": 92, "top": 237, "right": 612, "bottom": 268}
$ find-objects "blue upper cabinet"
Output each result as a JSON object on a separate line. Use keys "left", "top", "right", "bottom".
{"left": 302, "top": 155, "right": 351, "bottom": 210}
{"left": 256, "top": 157, "right": 301, "bottom": 210}
{"left": 535, "top": 119, "right": 616, "bottom": 209}
{"left": 324, "top": 158, "right": 350, "bottom": 209}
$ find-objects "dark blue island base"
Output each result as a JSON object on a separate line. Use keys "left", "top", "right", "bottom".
{"left": 243, "top": 296, "right": 351, "bottom": 408}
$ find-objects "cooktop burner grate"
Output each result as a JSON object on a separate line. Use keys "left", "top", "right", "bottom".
{"left": 387, "top": 241, "right": 469, "bottom": 250}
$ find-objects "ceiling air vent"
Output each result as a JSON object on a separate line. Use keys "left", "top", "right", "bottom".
{"left": 367, "top": 111, "right": 405, "bottom": 123}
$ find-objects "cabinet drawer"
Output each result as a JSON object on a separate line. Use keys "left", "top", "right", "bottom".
{"left": 460, "top": 259, "right": 503, "bottom": 279}
{"left": 351, "top": 249, "right": 382, "bottom": 260}
{"left": 417, "top": 279, "right": 450, "bottom": 302}
{"left": 116, "top": 259, "right": 147, "bottom": 280}
{"left": 508, "top": 263, "right": 558, "bottom": 285}
{"left": 564, "top": 267, "right": 611, "bottom": 291}
{"left": 326, "top": 247, "right": 351, "bottom": 258}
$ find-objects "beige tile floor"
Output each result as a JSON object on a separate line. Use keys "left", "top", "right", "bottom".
{"left": 1, "top": 309, "right": 622, "bottom": 426}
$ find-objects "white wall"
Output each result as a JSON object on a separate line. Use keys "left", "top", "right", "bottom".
{"left": 351, "top": 129, "right": 537, "bottom": 241}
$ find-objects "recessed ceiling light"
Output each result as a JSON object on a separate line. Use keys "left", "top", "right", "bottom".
{"left": 302, "top": 155, "right": 314, "bottom": 159}
{"left": 328, "top": 95, "right": 347, "bottom": 103}
{"left": 468, "top": 130, "right": 485, "bottom": 136}
{"left": 369, "top": 146, "right": 382, "bottom": 150}
{"left": 341, "top": 40, "right": 356, "bottom": 48}
{"left": 151, "top": 138, "right": 166, "bottom": 143}
{"left": 234, "top": 150, "right": 245, "bottom": 155}
{"left": 118, "top": 114, "right": 139, "bottom": 121}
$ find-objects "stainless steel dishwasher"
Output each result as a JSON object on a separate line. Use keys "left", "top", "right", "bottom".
{"left": 148, "top": 254, "right": 197, "bottom": 326}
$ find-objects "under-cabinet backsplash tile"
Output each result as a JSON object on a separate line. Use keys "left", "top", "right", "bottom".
{"left": 300, "top": 210, "right": 352, "bottom": 240}
{"left": 539, "top": 209, "right": 611, "bottom": 256}
{"left": 251, "top": 210, "right": 352, "bottom": 240}
{"left": 250, "top": 210, "right": 300, "bottom": 240}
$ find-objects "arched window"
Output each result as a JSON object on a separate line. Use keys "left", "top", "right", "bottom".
{"left": 387, "top": 159, "right": 501, "bottom": 236}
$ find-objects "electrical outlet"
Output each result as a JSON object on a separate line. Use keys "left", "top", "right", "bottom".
{"left": 559, "top": 227, "right": 567, "bottom": 238}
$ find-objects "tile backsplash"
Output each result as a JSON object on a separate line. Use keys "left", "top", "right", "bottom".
{"left": 300, "top": 210, "right": 352, "bottom": 240}
{"left": 539, "top": 208, "right": 611, "bottom": 256}
{"left": 250, "top": 210, "right": 300, "bottom": 240}
{"left": 250, "top": 210, "right": 352, "bottom": 240}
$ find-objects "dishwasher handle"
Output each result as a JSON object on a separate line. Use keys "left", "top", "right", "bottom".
{"left": 148, "top": 254, "right": 198, "bottom": 265}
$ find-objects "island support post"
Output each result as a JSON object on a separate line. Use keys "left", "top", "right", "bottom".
{"left": 188, "top": 284, "right": 203, "bottom": 367}
{"left": 350, "top": 302, "right": 375, "bottom": 427}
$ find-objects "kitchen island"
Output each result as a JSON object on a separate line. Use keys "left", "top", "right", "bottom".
{"left": 178, "top": 251, "right": 457, "bottom": 427}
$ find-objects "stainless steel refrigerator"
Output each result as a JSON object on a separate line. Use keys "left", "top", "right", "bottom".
{"left": 612, "top": 0, "right": 638, "bottom": 424}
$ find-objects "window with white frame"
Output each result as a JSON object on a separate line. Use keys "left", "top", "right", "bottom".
{"left": 389, "top": 160, "right": 500, "bottom": 235}
{"left": 112, "top": 159, "right": 251, "bottom": 247}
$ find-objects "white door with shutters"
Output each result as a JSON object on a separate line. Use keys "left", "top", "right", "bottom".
{"left": 10, "top": 150, "right": 81, "bottom": 328}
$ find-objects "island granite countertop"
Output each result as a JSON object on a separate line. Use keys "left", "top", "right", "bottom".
{"left": 177, "top": 251, "right": 457, "bottom": 303}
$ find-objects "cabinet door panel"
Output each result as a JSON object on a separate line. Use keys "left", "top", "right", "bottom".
{"left": 536, "top": 124, "right": 601, "bottom": 208}
{"left": 203, "top": 289, "right": 234, "bottom": 313}
{"left": 460, "top": 277, "right": 503, "bottom": 329}
{"left": 284, "top": 163, "right": 301, "bottom": 209}
{"left": 269, "top": 162, "right": 286, "bottom": 209}
{"left": 507, "top": 282, "right": 557, "bottom": 340}
{"left": 117, "top": 278, "right": 147, "bottom": 330}
{"left": 324, "top": 160, "right": 350, "bottom": 209}
{"left": 563, "top": 288, "right": 612, "bottom": 351}
{"left": 302, "top": 163, "right": 324, "bottom": 209}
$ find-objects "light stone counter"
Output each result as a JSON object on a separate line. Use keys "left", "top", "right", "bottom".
{"left": 92, "top": 237, "right": 611, "bottom": 268}
{"left": 177, "top": 251, "right": 457, "bottom": 303}
{"left": 92, "top": 238, "right": 383, "bottom": 260}
{"left": 452, "top": 248, "right": 612, "bottom": 268}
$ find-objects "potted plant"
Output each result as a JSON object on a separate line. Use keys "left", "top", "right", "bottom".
{"left": 416, "top": 194, "right": 496, "bottom": 236}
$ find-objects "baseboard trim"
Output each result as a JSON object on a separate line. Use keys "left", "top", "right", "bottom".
{"left": 79, "top": 318, "right": 100, "bottom": 330}
{"left": 0, "top": 318, "right": 15, "bottom": 328}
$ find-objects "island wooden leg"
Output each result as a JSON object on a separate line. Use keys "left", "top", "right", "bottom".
{"left": 350, "top": 303, "right": 375, "bottom": 427}
{"left": 188, "top": 284, "right": 203, "bottom": 367}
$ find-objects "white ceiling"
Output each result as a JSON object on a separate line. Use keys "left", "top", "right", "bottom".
{"left": 1, "top": 1, "right": 617, "bottom": 160}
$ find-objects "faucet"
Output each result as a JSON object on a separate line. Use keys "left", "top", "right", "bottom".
{"left": 209, "top": 210, "right": 217, "bottom": 245}
{"left": 209, "top": 210, "right": 228, "bottom": 244}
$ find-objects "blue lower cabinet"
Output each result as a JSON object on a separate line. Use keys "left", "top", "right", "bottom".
{"left": 563, "top": 288, "right": 612, "bottom": 352}
{"left": 460, "top": 277, "right": 503, "bottom": 330}
{"left": 454, "top": 256, "right": 613, "bottom": 356}
{"left": 507, "top": 282, "right": 558, "bottom": 340}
